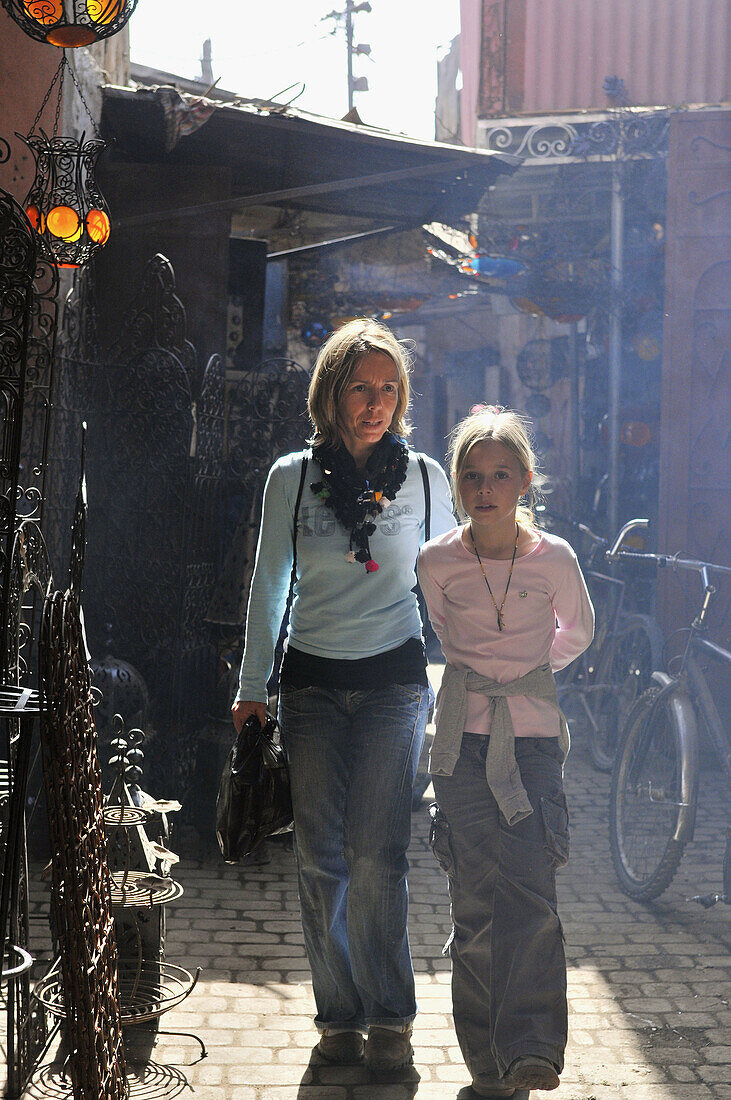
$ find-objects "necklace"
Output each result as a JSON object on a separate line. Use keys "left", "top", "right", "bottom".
{"left": 469, "top": 522, "right": 519, "bottom": 632}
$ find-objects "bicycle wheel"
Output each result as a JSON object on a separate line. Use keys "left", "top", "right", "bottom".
{"left": 609, "top": 688, "right": 694, "bottom": 900}
{"left": 587, "top": 614, "right": 663, "bottom": 772}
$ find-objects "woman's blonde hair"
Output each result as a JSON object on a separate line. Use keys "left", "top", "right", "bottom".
{"left": 307, "top": 318, "right": 412, "bottom": 447}
{"left": 448, "top": 405, "right": 545, "bottom": 527}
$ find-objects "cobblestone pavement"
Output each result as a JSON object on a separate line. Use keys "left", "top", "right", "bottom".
{"left": 11, "top": 712, "right": 731, "bottom": 1099}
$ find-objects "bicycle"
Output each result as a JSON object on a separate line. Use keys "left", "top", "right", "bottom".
{"left": 550, "top": 516, "right": 663, "bottom": 772}
{"left": 606, "top": 518, "right": 731, "bottom": 903}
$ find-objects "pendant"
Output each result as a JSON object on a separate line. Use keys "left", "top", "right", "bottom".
{"left": 497, "top": 611, "right": 503, "bottom": 632}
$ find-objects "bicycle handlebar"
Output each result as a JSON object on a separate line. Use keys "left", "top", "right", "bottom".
{"left": 535, "top": 508, "right": 606, "bottom": 547}
{"left": 606, "top": 518, "right": 649, "bottom": 558}
{"left": 576, "top": 522, "right": 607, "bottom": 547}
{"left": 606, "top": 517, "right": 731, "bottom": 578}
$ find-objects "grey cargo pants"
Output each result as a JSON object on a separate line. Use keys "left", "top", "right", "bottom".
{"left": 431, "top": 734, "right": 569, "bottom": 1081}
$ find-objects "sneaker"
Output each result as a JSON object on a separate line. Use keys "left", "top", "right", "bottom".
{"left": 364, "top": 1025, "right": 413, "bottom": 1073}
{"left": 505, "top": 1055, "right": 560, "bottom": 1091}
{"left": 316, "top": 1030, "right": 364, "bottom": 1063}
{"left": 471, "top": 1076, "right": 516, "bottom": 1097}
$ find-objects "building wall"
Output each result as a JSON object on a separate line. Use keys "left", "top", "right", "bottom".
{"left": 657, "top": 108, "right": 730, "bottom": 641}
{"left": 0, "top": 11, "right": 59, "bottom": 200}
{"left": 0, "top": 13, "right": 130, "bottom": 201}
{"left": 520, "top": 0, "right": 728, "bottom": 114}
{"left": 435, "top": 36, "right": 461, "bottom": 144}
{"left": 459, "top": 0, "right": 483, "bottom": 145}
{"left": 459, "top": 0, "right": 729, "bottom": 135}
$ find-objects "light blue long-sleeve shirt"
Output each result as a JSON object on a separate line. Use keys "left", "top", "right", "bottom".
{"left": 236, "top": 448, "right": 455, "bottom": 703}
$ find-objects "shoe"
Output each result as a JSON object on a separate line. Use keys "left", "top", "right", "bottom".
{"left": 364, "top": 1025, "right": 413, "bottom": 1073}
{"left": 471, "top": 1076, "right": 516, "bottom": 1097}
{"left": 506, "top": 1055, "right": 560, "bottom": 1091}
{"left": 316, "top": 1030, "right": 364, "bottom": 1063}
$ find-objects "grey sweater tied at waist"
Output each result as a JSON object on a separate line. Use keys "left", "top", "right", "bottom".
{"left": 429, "top": 662, "right": 570, "bottom": 827}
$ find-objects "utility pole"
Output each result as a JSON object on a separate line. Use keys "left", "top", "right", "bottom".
{"left": 323, "top": 2, "right": 372, "bottom": 112}
{"left": 345, "top": 2, "right": 355, "bottom": 111}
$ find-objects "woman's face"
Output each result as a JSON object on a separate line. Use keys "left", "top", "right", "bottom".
{"left": 337, "top": 351, "right": 400, "bottom": 464}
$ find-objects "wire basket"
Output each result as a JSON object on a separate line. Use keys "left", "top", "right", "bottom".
{"left": 34, "top": 961, "right": 201, "bottom": 1024}
{"left": 109, "top": 871, "right": 184, "bottom": 909}
{"left": 1, "top": 944, "right": 33, "bottom": 982}
{"left": 103, "top": 804, "right": 149, "bottom": 828}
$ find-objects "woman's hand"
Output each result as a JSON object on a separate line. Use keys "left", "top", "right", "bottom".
{"left": 232, "top": 699, "right": 267, "bottom": 733}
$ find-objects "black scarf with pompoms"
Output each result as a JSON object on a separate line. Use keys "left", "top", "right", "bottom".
{"left": 310, "top": 433, "right": 409, "bottom": 573}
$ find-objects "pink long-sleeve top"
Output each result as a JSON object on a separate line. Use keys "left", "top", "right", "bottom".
{"left": 417, "top": 526, "right": 594, "bottom": 739}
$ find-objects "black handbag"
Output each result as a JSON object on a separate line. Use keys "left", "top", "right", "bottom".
{"left": 215, "top": 714, "right": 293, "bottom": 863}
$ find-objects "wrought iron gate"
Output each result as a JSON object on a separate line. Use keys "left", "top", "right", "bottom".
{"left": 50, "top": 254, "right": 226, "bottom": 793}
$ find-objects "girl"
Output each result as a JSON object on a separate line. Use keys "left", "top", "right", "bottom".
{"left": 417, "top": 406, "right": 593, "bottom": 1098}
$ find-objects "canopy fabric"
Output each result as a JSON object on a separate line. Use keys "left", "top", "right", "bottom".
{"left": 101, "top": 84, "right": 517, "bottom": 228}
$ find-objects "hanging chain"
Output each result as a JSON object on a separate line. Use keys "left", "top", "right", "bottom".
{"left": 66, "top": 57, "right": 103, "bottom": 140}
{"left": 29, "top": 52, "right": 66, "bottom": 137}
{"left": 52, "top": 57, "right": 65, "bottom": 137}
{"left": 28, "top": 50, "right": 103, "bottom": 141}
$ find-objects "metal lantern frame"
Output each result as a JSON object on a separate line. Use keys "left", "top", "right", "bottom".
{"left": 19, "top": 53, "right": 111, "bottom": 269}
{"left": 21, "top": 128, "right": 110, "bottom": 268}
{"left": 1, "top": 0, "right": 139, "bottom": 48}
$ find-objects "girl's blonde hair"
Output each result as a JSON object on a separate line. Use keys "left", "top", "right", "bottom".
{"left": 307, "top": 318, "right": 412, "bottom": 448}
{"left": 448, "top": 405, "right": 545, "bottom": 527}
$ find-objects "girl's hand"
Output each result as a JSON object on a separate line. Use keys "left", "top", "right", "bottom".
{"left": 232, "top": 699, "right": 267, "bottom": 733}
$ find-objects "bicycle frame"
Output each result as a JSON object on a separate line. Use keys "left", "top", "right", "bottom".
{"left": 608, "top": 519, "right": 731, "bottom": 846}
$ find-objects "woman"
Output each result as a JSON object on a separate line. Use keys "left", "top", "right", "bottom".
{"left": 232, "top": 318, "right": 454, "bottom": 1073}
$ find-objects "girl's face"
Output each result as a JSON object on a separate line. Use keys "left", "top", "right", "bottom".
{"left": 459, "top": 439, "right": 532, "bottom": 529}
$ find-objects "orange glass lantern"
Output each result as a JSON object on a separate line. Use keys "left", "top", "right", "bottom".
{"left": 19, "top": 130, "right": 110, "bottom": 268}
{"left": 1, "top": 0, "right": 137, "bottom": 47}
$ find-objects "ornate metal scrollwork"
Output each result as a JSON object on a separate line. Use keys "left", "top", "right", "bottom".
{"left": 1, "top": 0, "right": 139, "bottom": 48}
{"left": 482, "top": 109, "right": 670, "bottom": 165}
{"left": 50, "top": 254, "right": 225, "bottom": 793}
{"left": 203, "top": 357, "right": 311, "bottom": 637}
{"left": 18, "top": 243, "right": 59, "bottom": 528}
{"left": 0, "top": 186, "right": 39, "bottom": 688}
{"left": 107, "top": 253, "right": 197, "bottom": 386}
{"left": 38, "top": 590, "right": 127, "bottom": 1100}
{"left": 225, "top": 357, "right": 311, "bottom": 491}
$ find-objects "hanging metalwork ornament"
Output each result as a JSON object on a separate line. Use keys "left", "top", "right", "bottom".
{"left": 19, "top": 54, "right": 110, "bottom": 268}
{"left": 1, "top": 0, "right": 138, "bottom": 48}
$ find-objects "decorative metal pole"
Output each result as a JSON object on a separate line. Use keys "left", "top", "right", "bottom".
{"left": 608, "top": 157, "right": 624, "bottom": 537}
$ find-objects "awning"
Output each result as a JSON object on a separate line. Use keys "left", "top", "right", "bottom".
{"left": 100, "top": 84, "right": 517, "bottom": 230}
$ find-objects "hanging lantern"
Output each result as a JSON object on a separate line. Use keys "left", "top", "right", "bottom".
{"left": 19, "top": 129, "right": 110, "bottom": 268}
{"left": 1, "top": 0, "right": 138, "bottom": 47}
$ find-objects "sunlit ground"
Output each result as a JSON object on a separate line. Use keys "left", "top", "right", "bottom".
{"left": 3, "top": 700, "right": 728, "bottom": 1098}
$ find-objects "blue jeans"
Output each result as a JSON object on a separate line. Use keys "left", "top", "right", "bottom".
{"left": 279, "top": 681, "right": 430, "bottom": 1031}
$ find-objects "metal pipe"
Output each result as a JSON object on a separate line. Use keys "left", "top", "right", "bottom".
{"left": 568, "top": 321, "right": 580, "bottom": 515}
{"left": 266, "top": 223, "right": 401, "bottom": 258}
{"left": 114, "top": 159, "right": 469, "bottom": 229}
{"left": 608, "top": 159, "right": 624, "bottom": 538}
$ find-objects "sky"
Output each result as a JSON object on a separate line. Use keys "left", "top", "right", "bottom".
{"left": 128, "top": 0, "right": 461, "bottom": 140}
